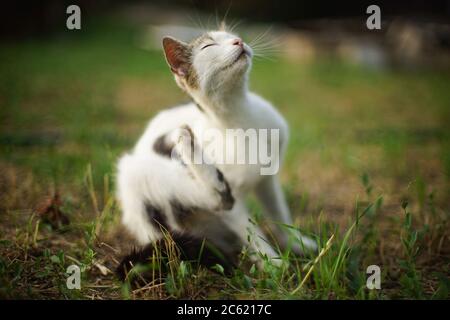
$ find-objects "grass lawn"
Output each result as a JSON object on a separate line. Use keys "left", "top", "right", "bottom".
{"left": 0, "top": 16, "right": 449, "bottom": 299}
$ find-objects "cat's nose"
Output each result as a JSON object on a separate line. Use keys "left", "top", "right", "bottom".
{"left": 232, "top": 38, "right": 243, "bottom": 48}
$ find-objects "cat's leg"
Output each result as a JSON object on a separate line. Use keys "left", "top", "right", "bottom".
{"left": 117, "top": 154, "right": 161, "bottom": 245}
{"left": 117, "top": 152, "right": 232, "bottom": 244}
{"left": 220, "top": 200, "right": 283, "bottom": 268}
{"left": 254, "top": 175, "right": 317, "bottom": 253}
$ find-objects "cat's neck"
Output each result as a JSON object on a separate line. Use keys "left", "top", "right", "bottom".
{"left": 192, "top": 82, "right": 251, "bottom": 128}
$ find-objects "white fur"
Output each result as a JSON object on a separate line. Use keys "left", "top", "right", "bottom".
{"left": 116, "top": 31, "right": 316, "bottom": 267}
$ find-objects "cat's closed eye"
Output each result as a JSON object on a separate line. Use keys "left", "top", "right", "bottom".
{"left": 201, "top": 43, "right": 216, "bottom": 50}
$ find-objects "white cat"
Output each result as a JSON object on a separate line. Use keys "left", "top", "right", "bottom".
{"left": 116, "top": 28, "right": 317, "bottom": 272}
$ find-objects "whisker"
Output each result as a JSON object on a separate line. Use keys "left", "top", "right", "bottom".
{"left": 253, "top": 55, "right": 276, "bottom": 62}
{"left": 221, "top": 2, "right": 233, "bottom": 30}
{"left": 207, "top": 13, "right": 216, "bottom": 31}
{"left": 250, "top": 37, "right": 281, "bottom": 50}
{"left": 250, "top": 35, "right": 283, "bottom": 57}
{"left": 249, "top": 25, "right": 273, "bottom": 46}
{"left": 214, "top": 8, "right": 220, "bottom": 31}
{"left": 187, "top": 10, "right": 207, "bottom": 33}
{"left": 252, "top": 48, "right": 281, "bottom": 55}
{"left": 228, "top": 19, "right": 243, "bottom": 33}
{"left": 252, "top": 44, "right": 280, "bottom": 52}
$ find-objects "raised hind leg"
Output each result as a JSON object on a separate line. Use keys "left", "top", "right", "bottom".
{"left": 117, "top": 123, "right": 238, "bottom": 245}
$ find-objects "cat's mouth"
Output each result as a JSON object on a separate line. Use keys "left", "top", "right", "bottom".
{"left": 235, "top": 49, "right": 250, "bottom": 62}
{"left": 223, "top": 49, "right": 250, "bottom": 70}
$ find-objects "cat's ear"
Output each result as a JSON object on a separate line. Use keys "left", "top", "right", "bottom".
{"left": 162, "top": 37, "right": 190, "bottom": 77}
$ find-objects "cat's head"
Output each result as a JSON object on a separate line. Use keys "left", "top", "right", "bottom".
{"left": 162, "top": 30, "right": 252, "bottom": 97}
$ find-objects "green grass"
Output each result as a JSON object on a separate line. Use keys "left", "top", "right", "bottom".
{"left": 0, "top": 15, "right": 449, "bottom": 299}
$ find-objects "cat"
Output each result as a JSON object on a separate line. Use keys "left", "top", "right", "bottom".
{"left": 116, "top": 27, "right": 317, "bottom": 279}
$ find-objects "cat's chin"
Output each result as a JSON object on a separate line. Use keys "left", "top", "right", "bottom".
{"left": 224, "top": 56, "right": 250, "bottom": 78}
{"left": 198, "top": 54, "right": 250, "bottom": 93}
{"left": 221, "top": 51, "right": 250, "bottom": 71}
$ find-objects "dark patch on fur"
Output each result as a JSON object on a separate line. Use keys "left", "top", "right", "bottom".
{"left": 216, "top": 169, "right": 235, "bottom": 210}
{"left": 116, "top": 233, "right": 239, "bottom": 285}
{"left": 153, "top": 134, "right": 174, "bottom": 158}
{"left": 186, "top": 125, "right": 194, "bottom": 137}
{"left": 116, "top": 245, "right": 157, "bottom": 285}
{"left": 216, "top": 169, "right": 225, "bottom": 182}
{"left": 193, "top": 100, "right": 204, "bottom": 113}
{"left": 145, "top": 203, "right": 170, "bottom": 231}
{"left": 171, "top": 201, "right": 195, "bottom": 223}
{"left": 182, "top": 125, "right": 196, "bottom": 154}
